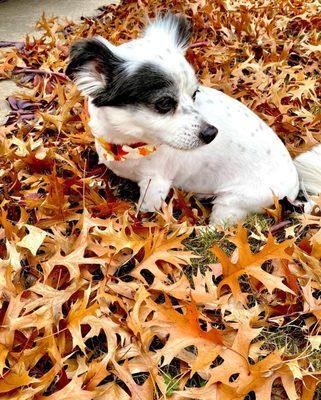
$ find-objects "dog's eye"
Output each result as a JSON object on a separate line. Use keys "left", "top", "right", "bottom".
{"left": 192, "top": 89, "right": 200, "bottom": 101}
{"left": 155, "top": 97, "right": 177, "bottom": 114}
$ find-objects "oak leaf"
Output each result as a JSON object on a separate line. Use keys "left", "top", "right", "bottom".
{"left": 129, "top": 287, "right": 222, "bottom": 373}
{"left": 211, "top": 224, "right": 295, "bottom": 302}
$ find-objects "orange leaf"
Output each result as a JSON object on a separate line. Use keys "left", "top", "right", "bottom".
{"left": 211, "top": 224, "right": 294, "bottom": 302}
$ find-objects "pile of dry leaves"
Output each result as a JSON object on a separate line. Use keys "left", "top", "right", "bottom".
{"left": 1, "top": 0, "right": 321, "bottom": 398}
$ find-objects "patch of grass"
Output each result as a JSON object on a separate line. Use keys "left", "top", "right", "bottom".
{"left": 163, "top": 373, "right": 180, "bottom": 397}
{"left": 259, "top": 323, "right": 308, "bottom": 357}
{"left": 244, "top": 213, "right": 273, "bottom": 233}
{"left": 186, "top": 227, "right": 224, "bottom": 252}
{"left": 185, "top": 227, "right": 234, "bottom": 264}
{"left": 309, "top": 349, "right": 321, "bottom": 371}
{"left": 185, "top": 372, "right": 207, "bottom": 388}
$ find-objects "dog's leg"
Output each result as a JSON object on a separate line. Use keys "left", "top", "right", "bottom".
{"left": 138, "top": 177, "right": 171, "bottom": 212}
{"left": 209, "top": 194, "right": 259, "bottom": 226}
{"left": 209, "top": 204, "right": 248, "bottom": 226}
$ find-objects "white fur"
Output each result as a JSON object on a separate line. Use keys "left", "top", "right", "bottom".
{"left": 90, "top": 86, "right": 301, "bottom": 224}
{"left": 294, "top": 145, "right": 321, "bottom": 194}
{"left": 81, "top": 17, "right": 321, "bottom": 225}
{"left": 76, "top": 69, "right": 105, "bottom": 96}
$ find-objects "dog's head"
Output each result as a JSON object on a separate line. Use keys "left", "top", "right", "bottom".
{"left": 66, "top": 13, "right": 218, "bottom": 150}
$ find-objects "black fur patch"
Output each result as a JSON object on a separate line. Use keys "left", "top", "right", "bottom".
{"left": 65, "top": 38, "right": 123, "bottom": 81}
{"left": 94, "top": 62, "right": 177, "bottom": 108}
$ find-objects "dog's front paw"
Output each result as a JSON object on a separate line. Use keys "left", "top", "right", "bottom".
{"left": 139, "top": 196, "right": 162, "bottom": 213}
{"left": 137, "top": 177, "right": 171, "bottom": 213}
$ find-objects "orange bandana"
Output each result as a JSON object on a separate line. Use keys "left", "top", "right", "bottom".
{"left": 84, "top": 98, "right": 157, "bottom": 162}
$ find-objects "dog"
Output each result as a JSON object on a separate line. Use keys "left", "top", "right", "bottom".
{"left": 66, "top": 13, "right": 321, "bottom": 225}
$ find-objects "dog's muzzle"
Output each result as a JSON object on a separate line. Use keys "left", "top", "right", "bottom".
{"left": 199, "top": 124, "right": 218, "bottom": 144}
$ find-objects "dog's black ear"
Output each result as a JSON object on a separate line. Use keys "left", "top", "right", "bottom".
{"left": 65, "top": 37, "right": 123, "bottom": 97}
{"left": 144, "top": 13, "right": 192, "bottom": 53}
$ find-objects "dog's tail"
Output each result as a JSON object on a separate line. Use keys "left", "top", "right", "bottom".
{"left": 294, "top": 144, "right": 321, "bottom": 195}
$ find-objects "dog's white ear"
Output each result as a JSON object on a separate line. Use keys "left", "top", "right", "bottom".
{"left": 144, "top": 13, "right": 192, "bottom": 53}
{"left": 65, "top": 37, "right": 123, "bottom": 97}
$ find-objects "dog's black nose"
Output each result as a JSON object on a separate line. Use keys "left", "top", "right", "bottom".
{"left": 199, "top": 124, "right": 218, "bottom": 144}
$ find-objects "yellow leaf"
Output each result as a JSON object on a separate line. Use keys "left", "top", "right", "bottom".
{"left": 17, "top": 224, "right": 47, "bottom": 256}
{"left": 0, "top": 362, "right": 37, "bottom": 393}
{"left": 308, "top": 335, "right": 321, "bottom": 350}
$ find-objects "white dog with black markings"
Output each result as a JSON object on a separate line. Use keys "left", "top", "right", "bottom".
{"left": 66, "top": 13, "right": 321, "bottom": 225}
